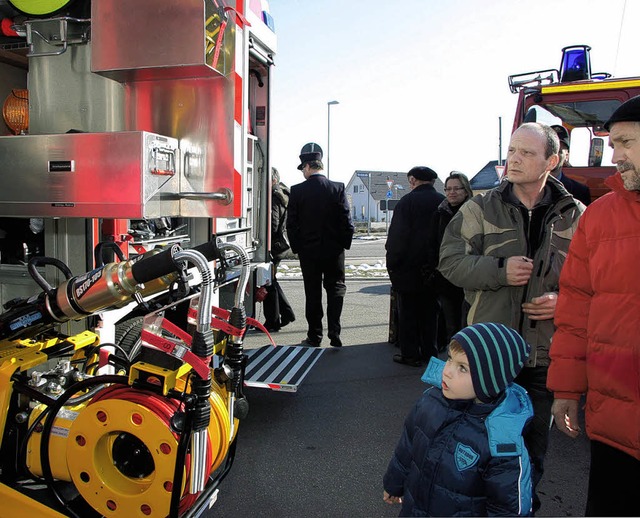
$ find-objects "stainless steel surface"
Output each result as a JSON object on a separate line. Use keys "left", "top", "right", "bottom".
{"left": 29, "top": 37, "right": 125, "bottom": 135}
{"left": 3, "top": 1, "right": 266, "bottom": 222}
{"left": 0, "top": 131, "right": 180, "bottom": 217}
{"left": 91, "top": 0, "right": 234, "bottom": 81}
{"left": 127, "top": 76, "right": 237, "bottom": 218}
{"left": 25, "top": 17, "right": 90, "bottom": 58}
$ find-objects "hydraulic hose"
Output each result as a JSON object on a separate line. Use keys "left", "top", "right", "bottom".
{"left": 0, "top": 240, "right": 221, "bottom": 342}
{"left": 173, "top": 248, "right": 215, "bottom": 494}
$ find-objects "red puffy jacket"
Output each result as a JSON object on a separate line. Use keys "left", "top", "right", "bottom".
{"left": 548, "top": 172, "right": 640, "bottom": 460}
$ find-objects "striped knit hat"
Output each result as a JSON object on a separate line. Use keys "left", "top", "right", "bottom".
{"left": 451, "top": 323, "right": 531, "bottom": 403}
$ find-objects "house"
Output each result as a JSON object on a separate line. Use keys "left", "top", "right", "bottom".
{"left": 469, "top": 160, "right": 505, "bottom": 193}
{"left": 346, "top": 170, "right": 445, "bottom": 223}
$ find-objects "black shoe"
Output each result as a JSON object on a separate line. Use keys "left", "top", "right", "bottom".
{"left": 300, "top": 338, "right": 321, "bottom": 347}
{"left": 280, "top": 314, "right": 295, "bottom": 328}
{"left": 329, "top": 336, "right": 342, "bottom": 348}
{"left": 393, "top": 354, "right": 422, "bottom": 367}
{"left": 264, "top": 322, "right": 281, "bottom": 333}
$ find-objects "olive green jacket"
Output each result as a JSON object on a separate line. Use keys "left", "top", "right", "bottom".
{"left": 438, "top": 176, "right": 584, "bottom": 367}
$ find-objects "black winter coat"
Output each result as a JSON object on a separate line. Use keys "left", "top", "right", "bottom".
{"left": 428, "top": 199, "right": 464, "bottom": 295}
{"left": 385, "top": 184, "right": 444, "bottom": 292}
{"left": 271, "top": 183, "right": 290, "bottom": 261}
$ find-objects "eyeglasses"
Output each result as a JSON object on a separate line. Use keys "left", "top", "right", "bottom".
{"left": 444, "top": 187, "right": 465, "bottom": 192}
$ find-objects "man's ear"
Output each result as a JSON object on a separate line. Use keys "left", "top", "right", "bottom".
{"left": 547, "top": 153, "right": 560, "bottom": 172}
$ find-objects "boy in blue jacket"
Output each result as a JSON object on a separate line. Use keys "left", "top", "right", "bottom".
{"left": 383, "top": 322, "right": 533, "bottom": 516}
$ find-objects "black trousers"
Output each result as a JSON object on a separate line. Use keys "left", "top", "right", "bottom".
{"left": 299, "top": 252, "right": 346, "bottom": 343}
{"left": 438, "top": 287, "right": 467, "bottom": 348}
{"left": 514, "top": 366, "right": 554, "bottom": 514}
{"left": 586, "top": 440, "right": 640, "bottom": 516}
{"left": 396, "top": 290, "right": 438, "bottom": 362}
{"left": 263, "top": 261, "right": 295, "bottom": 328}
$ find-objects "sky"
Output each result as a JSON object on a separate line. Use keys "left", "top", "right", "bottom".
{"left": 266, "top": 0, "right": 640, "bottom": 188}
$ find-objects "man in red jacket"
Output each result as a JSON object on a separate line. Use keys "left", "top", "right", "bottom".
{"left": 548, "top": 96, "right": 640, "bottom": 516}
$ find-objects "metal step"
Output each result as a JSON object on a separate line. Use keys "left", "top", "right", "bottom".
{"left": 244, "top": 345, "right": 324, "bottom": 392}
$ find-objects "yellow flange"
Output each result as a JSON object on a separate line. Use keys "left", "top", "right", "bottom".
{"left": 66, "top": 398, "right": 184, "bottom": 517}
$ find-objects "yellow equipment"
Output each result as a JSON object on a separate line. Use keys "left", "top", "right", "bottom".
{"left": 0, "top": 240, "right": 251, "bottom": 517}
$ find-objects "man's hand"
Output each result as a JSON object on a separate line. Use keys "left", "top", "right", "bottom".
{"left": 506, "top": 256, "right": 534, "bottom": 286}
{"left": 551, "top": 398, "right": 581, "bottom": 438}
{"left": 383, "top": 490, "right": 402, "bottom": 504}
{"left": 522, "top": 292, "right": 558, "bottom": 320}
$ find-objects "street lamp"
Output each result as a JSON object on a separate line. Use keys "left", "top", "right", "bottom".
{"left": 327, "top": 100, "right": 339, "bottom": 180}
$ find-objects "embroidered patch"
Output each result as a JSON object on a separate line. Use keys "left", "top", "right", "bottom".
{"left": 455, "top": 442, "right": 479, "bottom": 471}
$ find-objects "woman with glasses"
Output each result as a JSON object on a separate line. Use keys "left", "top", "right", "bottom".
{"left": 429, "top": 171, "right": 474, "bottom": 350}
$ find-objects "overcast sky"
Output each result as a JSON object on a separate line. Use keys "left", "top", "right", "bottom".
{"left": 267, "top": 0, "right": 639, "bottom": 187}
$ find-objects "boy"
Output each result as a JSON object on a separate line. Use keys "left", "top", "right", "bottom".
{"left": 383, "top": 322, "right": 533, "bottom": 516}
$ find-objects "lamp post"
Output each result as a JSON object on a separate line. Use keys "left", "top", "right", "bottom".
{"left": 327, "top": 100, "right": 339, "bottom": 180}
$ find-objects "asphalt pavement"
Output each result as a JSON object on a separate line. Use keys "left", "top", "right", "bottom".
{"left": 205, "top": 260, "right": 591, "bottom": 517}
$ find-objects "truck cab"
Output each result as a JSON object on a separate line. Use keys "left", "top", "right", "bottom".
{"left": 509, "top": 45, "right": 640, "bottom": 200}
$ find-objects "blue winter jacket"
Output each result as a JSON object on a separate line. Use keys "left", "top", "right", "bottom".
{"left": 383, "top": 359, "right": 533, "bottom": 516}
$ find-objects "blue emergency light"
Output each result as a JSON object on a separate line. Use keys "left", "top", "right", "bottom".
{"left": 560, "top": 45, "right": 591, "bottom": 83}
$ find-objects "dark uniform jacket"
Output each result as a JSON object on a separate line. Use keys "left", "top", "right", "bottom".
{"left": 286, "top": 174, "right": 354, "bottom": 259}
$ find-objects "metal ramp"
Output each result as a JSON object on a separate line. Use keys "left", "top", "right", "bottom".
{"left": 244, "top": 345, "right": 325, "bottom": 392}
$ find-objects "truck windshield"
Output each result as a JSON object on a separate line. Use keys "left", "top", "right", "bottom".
{"left": 542, "top": 99, "right": 622, "bottom": 129}
{"left": 524, "top": 101, "right": 620, "bottom": 168}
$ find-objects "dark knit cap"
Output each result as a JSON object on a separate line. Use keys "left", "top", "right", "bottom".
{"left": 408, "top": 166, "right": 438, "bottom": 181}
{"left": 604, "top": 95, "right": 640, "bottom": 130}
{"left": 297, "top": 142, "right": 323, "bottom": 170}
{"left": 551, "top": 125, "right": 570, "bottom": 148}
{"left": 452, "top": 323, "right": 530, "bottom": 403}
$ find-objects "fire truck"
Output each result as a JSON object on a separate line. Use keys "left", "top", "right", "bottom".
{"left": 509, "top": 44, "right": 640, "bottom": 199}
{"left": 0, "top": 1, "right": 317, "bottom": 516}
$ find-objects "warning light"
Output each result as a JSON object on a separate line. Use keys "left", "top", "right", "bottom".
{"left": 2, "top": 89, "right": 29, "bottom": 135}
{"left": 560, "top": 45, "right": 591, "bottom": 83}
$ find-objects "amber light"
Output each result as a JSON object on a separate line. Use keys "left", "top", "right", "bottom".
{"left": 2, "top": 88, "right": 29, "bottom": 135}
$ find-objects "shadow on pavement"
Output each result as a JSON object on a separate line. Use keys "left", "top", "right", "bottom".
{"left": 209, "top": 342, "right": 425, "bottom": 518}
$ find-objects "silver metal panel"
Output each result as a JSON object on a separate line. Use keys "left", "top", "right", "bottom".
{"left": 91, "top": 0, "right": 233, "bottom": 81}
{"left": 244, "top": 345, "right": 325, "bottom": 392}
{"left": 128, "top": 76, "right": 237, "bottom": 218}
{"left": 28, "top": 31, "right": 125, "bottom": 135}
{"left": 0, "top": 132, "right": 179, "bottom": 218}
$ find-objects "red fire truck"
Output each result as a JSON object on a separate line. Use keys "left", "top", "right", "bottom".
{"left": 509, "top": 44, "right": 640, "bottom": 199}
{"left": 0, "top": 2, "right": 322, "bottom": 516}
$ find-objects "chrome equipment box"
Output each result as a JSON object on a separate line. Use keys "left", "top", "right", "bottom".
{"left": 0, "top": 131, "right": 180, "bottom": 218}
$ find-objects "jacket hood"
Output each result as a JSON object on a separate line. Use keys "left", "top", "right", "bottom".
{"left": 422, "top": 357, "right": 533, "bottom": 457}
{"left": 273, "top": 183, "right": 290, "bottom": 206}
{"left": 485, "top": 383, "right": 533, "bottom": 457}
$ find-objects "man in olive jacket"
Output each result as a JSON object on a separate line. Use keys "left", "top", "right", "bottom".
{"left": 438, "top": 122, "right": 584, "bottom": 513}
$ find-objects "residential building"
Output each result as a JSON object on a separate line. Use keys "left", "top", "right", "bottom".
{"left": 346, "top": 170, "right": 444, "bottom": 223}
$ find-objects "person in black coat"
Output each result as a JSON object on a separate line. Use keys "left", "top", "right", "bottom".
{"left": 263, "top": 167, "right": 295, "bottom": 332}
{"left": 551, "top": 125, "right": 591, "bottom": 206}
{"left": 385, "top": 166, "right": 444, "bottom": 366}
{"left": 286, "top": 143, "right": 354, "bottom": 348}
{"left": 428, "top": 171, "right": 473, "bottom": 350}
